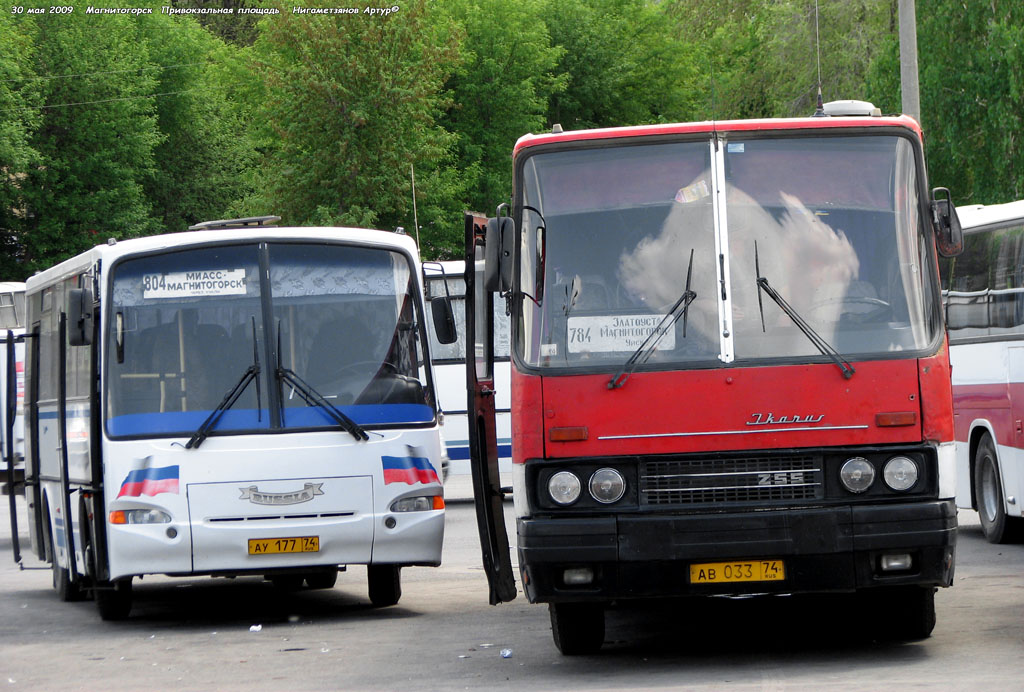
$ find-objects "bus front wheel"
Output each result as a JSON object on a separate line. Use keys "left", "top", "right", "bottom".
{"left": 367, "top": 565, "right": 401, "bottom": 607}
{"left": 95, "top": 578, "right": 133, "bottom": 621}
{"left": 974, "top": 434, "right": 1023, "bottom": 543}
{"left": 549, "top": 602, "right": 605, "bottom": 655}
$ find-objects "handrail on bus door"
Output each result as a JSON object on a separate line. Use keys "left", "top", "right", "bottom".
{"left": 5, "top": 329, "right": 21, "bottom": 565}
{"left": 56, "top": 314, "right": 79, "bottom": 582}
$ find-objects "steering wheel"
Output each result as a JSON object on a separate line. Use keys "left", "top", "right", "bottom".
{"left": 297, "top": 361, "right": 388, "bottom": 403}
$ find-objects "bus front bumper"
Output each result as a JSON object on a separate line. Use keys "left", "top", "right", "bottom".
{"left": 517, "top": 500, "right": 957, "bottom": 603}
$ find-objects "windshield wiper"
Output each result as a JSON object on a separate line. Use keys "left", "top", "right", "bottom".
{"left": 274, "top": 322, "right": 368, "bottom": 441}
{"left": 754, "top": 241, "right": 855, "bottom": 380}
{"left": 186, "top": 318, "right": 262, "bottom": 450}
{"left": 608, "top": 249, "right": 696, "bottom": 390}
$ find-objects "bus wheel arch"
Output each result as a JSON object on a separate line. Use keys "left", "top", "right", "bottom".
{"left": 967, "top": 425, "right": 991, "bottom": 512}
{"left": 42, "top": 495, "right": 84, "bottom": 602}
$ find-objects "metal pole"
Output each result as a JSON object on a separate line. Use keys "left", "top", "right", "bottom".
{"left": 410, "top": 164, "right": 420, "bottom": 250}
{"left": 898, "top": 0, "right": 921, "bottom": 123}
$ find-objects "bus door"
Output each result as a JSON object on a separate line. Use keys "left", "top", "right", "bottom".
{"left": 464, "top": 211, "right": 517, "bottom": 604}
{"left": 5, "top": 330, "right": 21, "bottom": 563}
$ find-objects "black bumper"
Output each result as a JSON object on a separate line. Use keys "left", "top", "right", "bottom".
{"left": 517, "top": 500, "right": 957, "bottom": 603}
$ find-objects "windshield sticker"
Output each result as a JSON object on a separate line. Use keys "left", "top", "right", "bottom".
{"left": 142, "top": 269, "right": 247, "bottom": 299}
{"left": 675, "top": 179, "right": 710, "bottom": 204}
{"left": 567, "top": 314, "right": 675, "bottom": 353}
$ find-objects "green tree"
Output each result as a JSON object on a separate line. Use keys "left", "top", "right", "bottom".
{"left": 0, "top": 7, "right": 42, "bottom": 280}
{"left": 439, "top": 0, "right": 566, "bottom": 218}
{"left": 250, "top": 0, "right": 464, "bottom": 258}
{"left": 14, "top": 7, "right": 162, "bottom": 273}
{"left": 876, "top": 1, "right": 1024, "bottom": 205}
{"left": 671, "top": 0, "right": 892, "bottom": 120}
{"left": 138, "top": 11, "right": 260, "bottom": 233}
{"left": 546, "top": 0, "right": 702, "bottom": 128}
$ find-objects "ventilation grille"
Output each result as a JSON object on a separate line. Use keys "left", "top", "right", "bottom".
{"left": 640, "top": 455, "right": 823, "bottom": 506}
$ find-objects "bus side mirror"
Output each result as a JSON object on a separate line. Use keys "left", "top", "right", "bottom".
{"left": 430, "top": 296, "right": 458, "bottom": 344}
{"left": 484, "top": 217, "right": 514, "bottom": 293}
{"left": 932, "top": 188, "right": 964, "bottom": 258}
{"left": 67, "top": 288, "right": 94, "bottom": 346}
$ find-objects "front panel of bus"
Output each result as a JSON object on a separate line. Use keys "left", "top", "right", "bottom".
{"left": 101, "top": 239, "right": 443, "bottom": 579}
{"left": 507, "top": 127, "right": 957, "bottom": 602}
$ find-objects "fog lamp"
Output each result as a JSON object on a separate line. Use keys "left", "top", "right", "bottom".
{"left": 883, "top": 456, "right": 919, "bottom": 491}
{"left": 563, "top": 568, "right": 594, "bottom": 585}
{"left": 589, "top": 468, "right": 625, "bottom": 504}
{"left": 840, "top": 457, "right": 875, "bottom": 493}
{"left": 548, "top": 471, "right": 581, "bottom": 505}
{"left": 880, "top": 553, "right": 913, "bottom": 571}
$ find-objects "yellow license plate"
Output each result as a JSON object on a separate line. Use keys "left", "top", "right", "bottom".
{"left": 248, "top": 536, "right": 319, "bottom": 555}
{"left": 689, "top": 559, "right": 785, "bottom": 584}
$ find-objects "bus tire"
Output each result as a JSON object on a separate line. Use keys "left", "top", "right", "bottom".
{"left": 869, "top": 586, "right": 936, "bottom": 641}
{"left": 549, "top": 602, "right": 605, "bottom": 655}
{"left": 974, "top": 434, "right": 1024, "bottom": 543}
{"left": 95, "top": 578, "right": 133, "bottom": 621}
{"left": 305, "top": 569, "right": 339, "bottom": 590}
{"left": 367, "top": 565, "right": 401, "bottom": 607}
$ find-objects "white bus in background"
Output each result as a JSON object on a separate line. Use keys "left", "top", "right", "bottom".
{"left": 943, "top": 200, "right": 1024, "bottom": 543}
{"left": 423, "top": 261, "right": 512, "bottom": 485}
{"left": 1, "top": 281, "right": 27, "bottom": 496}
{"left": 16, "top": 217, "right": 450, "bottom": 619}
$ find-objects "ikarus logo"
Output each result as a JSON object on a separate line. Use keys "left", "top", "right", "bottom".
{"left": 747, "top": 412, "right": 825, "bottom": 426}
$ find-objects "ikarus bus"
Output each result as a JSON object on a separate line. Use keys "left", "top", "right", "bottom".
{"left": 451, "top": 101, "right": 964, "bottom": 654}
{"left": 16, "top": 217, "right": 452, "bottom": 620}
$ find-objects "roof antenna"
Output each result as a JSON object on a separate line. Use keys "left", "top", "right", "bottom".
{"left": 812, "top": 0, "right": 826, "bottom": 116}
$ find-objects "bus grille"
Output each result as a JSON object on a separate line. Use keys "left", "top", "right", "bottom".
{"left": 640, "top": 455, "right": 823, "bottom": 506}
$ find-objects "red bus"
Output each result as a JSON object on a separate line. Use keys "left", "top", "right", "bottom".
{"left": 452, "top": 101, "right": 964, "bottom": 654}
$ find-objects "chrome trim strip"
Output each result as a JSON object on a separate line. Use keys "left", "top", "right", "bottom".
{"left": 645, "top": 468, "right": 822, "bottom": 479}
{"left": 643, "top": 482, "right": 819, "bottom": 493}
{"left": 598, "top": 424, "right": 868, "bottom": 440}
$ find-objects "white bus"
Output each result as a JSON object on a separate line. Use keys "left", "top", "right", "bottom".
{"left": 423, "top": 261, "right": 511, "bottom": 485}
{"left": 943, "top": 200, "right": 1024, "bottom": 543}
{"left": 17, "top": 217, "right": 450, "bottom": 619}
{"left": 1, "top": 281, "right": 27, "bottom": 496}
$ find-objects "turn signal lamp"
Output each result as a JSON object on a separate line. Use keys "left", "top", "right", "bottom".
{"left": 550, "top": 427, "right": 588, "bottom": 442}
{"left": 876, "top": 412, "right": 917, "bottom": 427}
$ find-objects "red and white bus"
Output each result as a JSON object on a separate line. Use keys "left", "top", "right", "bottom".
{"left": 944, "top": 199, "right": 1024, "bottom": 543}
{"left": 453, "top": 101, "right": 964, "bottom": 654}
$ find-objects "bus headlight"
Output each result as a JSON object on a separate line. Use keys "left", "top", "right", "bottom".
{"left": 840, "top": 457, "right": 875, "bottom": 493}
{"left": 548, "top": 471, "right": 581, "bottom": 505}
{"left": 589, "top": 468, "right": 625, "bottom": 504}
{"left": 883, "top": 456, "right": 918, "bottom": 491}
{"left": 109, "top": 509, "right": 171, "bottom": 525}
{"left": 390, "top": 496, "right": 445, "bottom": 512}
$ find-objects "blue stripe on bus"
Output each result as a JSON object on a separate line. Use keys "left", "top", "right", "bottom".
{"left": 445, "top": 443, "right": 512, "bottom": 460}
{"left": 106, "top": 404, "right": 435, "bottom": 437}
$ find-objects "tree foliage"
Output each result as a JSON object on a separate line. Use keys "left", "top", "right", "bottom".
{"left": 249, "top": 0, "right": 464, "bottom": 257}
{"left": 2, "top": 0, "right": 1024, "bottom": 278}
{"left": 15, "top": 9, "right": 163, "bottom": 275}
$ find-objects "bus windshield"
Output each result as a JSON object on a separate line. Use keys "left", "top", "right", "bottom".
{"left": 516, "top": 134, "right": 942, "bottom": 370}
{"left": 106, "top": 242, "right": 434, "bottom": 438}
